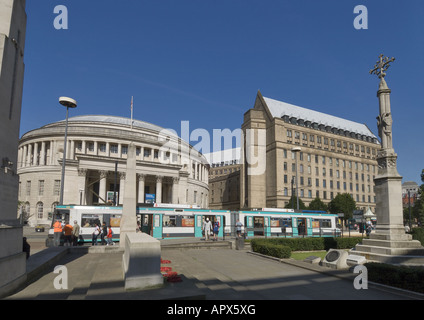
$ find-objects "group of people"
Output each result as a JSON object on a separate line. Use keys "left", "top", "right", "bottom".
{"left": 91, "top": 222, "right": 115, "bottom": 246}
{"left": 52, "top": 219, "right": 115, "bottom": 246}
{"left": 202, "top": 218, "right": 245, "bottom": 241}
{"left": 53, "top": 219, "right": 80, "bottom": 247}
{"left": 202, "top": 218, "right": 220, "bottom": 241}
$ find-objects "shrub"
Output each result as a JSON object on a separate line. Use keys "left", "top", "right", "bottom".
{"left": 411, "top": 228, "right": 424, "bottom": 246}
{"left": 366, "top": 262, "right": 424, "bottom": 294}
{"left": 250, "top": 239, "right": 291, "bottom": 259}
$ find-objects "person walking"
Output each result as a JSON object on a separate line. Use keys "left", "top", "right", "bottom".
{"left": 203, "top": 218, "right": 212, "bottom": 241}
{"left": 92, "top": 224, "right": 100, "bottom": 245}
{"left": 106, "top": 226, "right": 114, "bottom": 246}
{"left": 213, "top": 220, "right": 220, "bottom": 241}
{"left": 235, "top": 220, "right": 243, "bottom": 238}
{"left": 63, "top": 221, "right": 73, "bottom": 246}
{"left": 53, "top": 219, "right": 63, "bottom": 246}
{"left": 101, "top": 222, "right": 108, "bottom": 245}
{"left": 72, "top": 220, "right": 80, "bottom": 246}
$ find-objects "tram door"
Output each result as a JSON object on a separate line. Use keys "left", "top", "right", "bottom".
{"left": 140, "top": 214, "right": 153, "bottom": 236}
{"left": 297, "top": 218, "right": 307, "bottom": 236}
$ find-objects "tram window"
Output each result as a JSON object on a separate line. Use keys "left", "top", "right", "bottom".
{"left": 81, "top": 214, "right": 102, "bottom": 227}
{"left": 163, "top": 215, "right": 176, "bottom": 227}
{"left": 181, "top": 215, "right": 194, "bottom": 227}
{"left": 312, "top": 219, "right": 332, "bottom": 228}
{"left": 271, "top": 218, "right": 291, "bottom": 227}
{"left": 108, "top": 215, "right": 121, "bottom": 227}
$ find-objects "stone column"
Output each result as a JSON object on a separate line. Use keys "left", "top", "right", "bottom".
{"left": 33, "top": 142, "right": 38, "bottom": 166}
{"left": 77, "top": 168, "right": 87, "bottom": 205}
{"left": 156, "top": 176, "right": 163, "bottom": 204}
{"left": 40, "top": 141, "right": 46, "bottom": 165}
{"left": 119, "top": 172, "right": 126, "bottom": 205}
{"left": 137, "top": 174, "right": 145, "bottom": 204}
{"left": 120, "top": 143, "right": 137, "bottom": 247}
{"left": 22, "top": 145, "right": 27, "bottom": 167}
{"left": 99, "top": 170, "right": 108, "bottom": 204}
{"left": 172, "top": 177, "right": 179, "bottom": 204}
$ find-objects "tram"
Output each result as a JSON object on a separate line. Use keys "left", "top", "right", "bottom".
{"left": 46, "top": 205, "right": 340, "bottom": 246}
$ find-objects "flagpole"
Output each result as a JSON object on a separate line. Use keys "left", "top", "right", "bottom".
{"left": 130, "top": 96, "right": 133, "bottom": 130}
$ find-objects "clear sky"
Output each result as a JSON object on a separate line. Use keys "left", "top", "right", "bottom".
{"left": 20, "top": 0, "right": 424, "bottom": 184}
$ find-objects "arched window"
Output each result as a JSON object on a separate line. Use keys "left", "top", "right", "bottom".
{"left": 37, "top": 202, "right": 44, "bottom": 219}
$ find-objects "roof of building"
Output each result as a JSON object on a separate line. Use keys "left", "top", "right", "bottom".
{"left": 204, "top": 147, "right": 241, "bottom": 165}
{"left": 262, "top": 96, "right": 378, "bottom": 139}
{"left": 57, "top": 115, "right": 177, "bottom": 137}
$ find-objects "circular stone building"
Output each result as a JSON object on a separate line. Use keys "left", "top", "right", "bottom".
{"left": 17, "top": 115, "right": 209, "bottom": 226}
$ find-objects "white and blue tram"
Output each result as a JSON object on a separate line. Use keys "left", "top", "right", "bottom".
{"left": 47, "top": 205, "right": 340, "bottom": 245}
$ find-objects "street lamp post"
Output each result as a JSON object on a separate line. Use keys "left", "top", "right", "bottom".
{"left": 59, "top": 97, "right": 77, "bottom": 205}
{"left": 292, "top": 146, "right": 301, "bottom": 211}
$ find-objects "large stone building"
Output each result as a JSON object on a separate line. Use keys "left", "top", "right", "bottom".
{"left": 0, "top": 0, "right": 27, "bottom": 298}
{"left": 17, "top": 115, "right": 209, "bottom": 226}
{"left": 236, "top": 91, "right": 380, "bottom": 211}
{"left": 206, "top": 147, "right": 241, "bottom": 210}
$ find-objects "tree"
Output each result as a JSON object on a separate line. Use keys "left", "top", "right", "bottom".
{"left": 328, "top": 193, "right": 356, "bottom": 220}
{"left": 285, "top": 195, "right": 307, "bottom": 211}
{"left": 308, "top": 197, "right": 328, "bottom": 211}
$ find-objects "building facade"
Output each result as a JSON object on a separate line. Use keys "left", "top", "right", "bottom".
{"left": 0, "top": 0, "right": 27, "bottom": 298}
{"left": 206, "top": 148, "right": 241, "bottom": 210}
{"left": 240, "top": 91, "right": 380, "bottom": 211}
{"left": 17, "top": 115, "right": 209, "bottom": 226}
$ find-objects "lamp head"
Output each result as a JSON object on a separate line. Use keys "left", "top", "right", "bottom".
{"left": 59, "top": 96, "right": 77, "bottom": 108}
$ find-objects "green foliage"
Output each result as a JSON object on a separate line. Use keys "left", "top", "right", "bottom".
{"left": 328, "top": 193, "right": 356, "bottom": 220}
{"left": 308, "top": 197, "right": 328, "bottom": 211}
{"left": 250, "top": 237, "right": 363, "bottom": 253}
{"left": 284, "top": 196, "right": 307, "bottom": 210}
{"left": 411, "top": 228, "right": 424, "bottom": 246}
{"left": 250, "top": 239, "right": 291, "bottom": 258}
{"left": 366, "top": 262, "right": 424, "bottom": 294}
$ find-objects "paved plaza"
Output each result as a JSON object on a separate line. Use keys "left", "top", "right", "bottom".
{"left": 5, "top": 234, "right": 424, "bottom": 301}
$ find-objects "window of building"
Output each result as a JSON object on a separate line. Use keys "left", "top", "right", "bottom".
{"left": 99, "top": 143, "right": 106, "bottom": 153}
{"left": 26, "top": 181, "right": 31, "bottom": 196}
{"left": 110, "top": 144, "right": 118, "bottom": 154}
{"left": 38, "top": 180, "right": 44, "bottom": 196}
{"left": 37, "top": 202, "right": 43, "bottom": 219}
{"left": 54, "top": 180, "right": 61, "bottom": 196}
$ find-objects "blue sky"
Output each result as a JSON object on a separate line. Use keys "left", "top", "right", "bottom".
{"left": 20, "top": 0, "right": 424, "bottom": 184}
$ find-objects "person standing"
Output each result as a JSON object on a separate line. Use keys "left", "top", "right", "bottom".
{"left": 213, "top": 220, "right": 220, "bottom": 241}
{"left": 92, "top": 224, "right": 100, "bottom": 245}
{"left": 63, "top": 221, "right": 73, "bottom": 246}
{"left": 72, "top": 220, "right": 80, "bottom": 246}
{"left": 106, "top": 226, "right": 114, "bottom": 246}
{"left": 101, "top": 222, "right": 108, "bottom": 245}
{"left": 203, "top": 218, "right": 212, "bottom": 241}
{"left": 235, "top": 220, "right": 243, "bottom": 238}
{"left": 53, "top": 219, "right": 63, "bottom": 247}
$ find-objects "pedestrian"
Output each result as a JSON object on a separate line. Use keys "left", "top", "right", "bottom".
{"left": 63, "top": 221, "right": 73, "bottom": 246}
{"left": 106, "top": 226, "right": 114, "bottom": 246}
{"left": 101, "top": 222, "right": 108, "bottom": 245}
{"left": 23, "top": 237, "right": 30, "bottom": 259}
{"left": 213, "top": 220, "right": 220, "bottom": 241}
{"left": 366, "top": 224, "right": 372, "bottom": 237}
{"left": 92, "top": 223, "right": 100, "bottom": 245}
{"left": 53, "top": 218, "right": 63, "bottom": 247}
{"left": 203, "top": 218, "right": 212, "bottom": 241}
{"left": 235, "top": 220, "right": 243, "bottom": 238}
{"left": 72, "top": 220, "right": 80, "bottom": 246}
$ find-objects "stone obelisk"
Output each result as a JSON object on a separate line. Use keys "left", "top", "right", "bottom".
{"left": 353, "top": 55, "right": 424, "bottom": 264}
{"left": 0, "top": 0, "right": 27, "bottom": 298}
{"left": 120, "top": 142, "right": 137, "bottom": 247}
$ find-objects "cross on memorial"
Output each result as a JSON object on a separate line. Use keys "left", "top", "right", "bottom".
{"left": 369, "top": 54, "right": 395, "bottom": 79}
